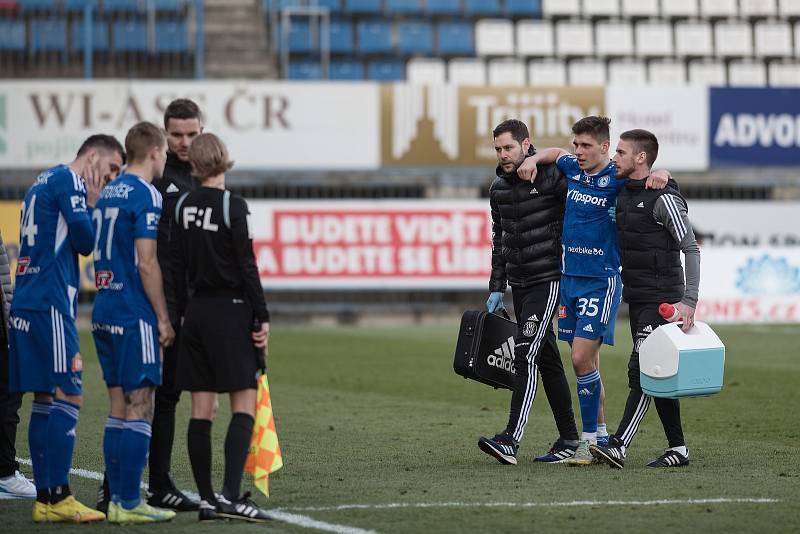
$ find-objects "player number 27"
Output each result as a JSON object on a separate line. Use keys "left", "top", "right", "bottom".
{"left": 577, "top": 298, "right": 599, "bottom": 317}
{"left": 92, "top": 207, "right": 119, "bottom": 261}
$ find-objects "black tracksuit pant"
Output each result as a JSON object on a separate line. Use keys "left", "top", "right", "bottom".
{"left": 0, "top": 324, "right": 22, "bottom": 478}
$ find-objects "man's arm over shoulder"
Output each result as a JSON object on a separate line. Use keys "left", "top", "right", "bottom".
{"left": 653, "top": 194, "right": 700, "bottom": 308}
{"left": 517, "top": 148, "right": 571, "bottom": 181}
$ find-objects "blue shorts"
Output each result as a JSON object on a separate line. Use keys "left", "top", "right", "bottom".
{"left": 92, "top": 319, "right": 162, "bottom": 393}
{"left": 557, "top": 274, "right": 622, "bottom": 346}
{"left": 8, "top": 307, "right": 83, "bottom": 395}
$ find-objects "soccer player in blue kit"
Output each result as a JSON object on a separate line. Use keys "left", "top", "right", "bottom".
{"left": 91, "top": 122, "right": 176, "bottom": 523}
{"left": 517, "top": 117, "right": 669, "bottom": 465}
{"left": 8, "top": 135, "right": 124, "bottom": 522}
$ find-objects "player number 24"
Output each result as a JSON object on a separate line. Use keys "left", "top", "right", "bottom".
{"left": 577, "top": 298, "right": 599, "bottom": 317}
{"left": 92, "top": 207, "right": 119, "bottom": 261}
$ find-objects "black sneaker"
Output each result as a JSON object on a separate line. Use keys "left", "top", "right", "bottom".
{"left": 647, "top": 449, "right": 690, "bottom": 468}
{"left": 198, "top": 499, "right": 223, "bottom": 522}
{"left": 590, "top": 436, "right": 626, "bottom": 469}
{"left": 478, "top": 432, "right": 519, "bottom": 465}
{"left": 216, "top": 492, "right": 271, "bottom": 523}
{"left": 534, "top": 439, "right": 577, "bottom": 463}
{"left": 96, "top": 474, "right": 110, "bottom": 515}
{"left": 147, "top": 475, "right": 200, "bottom": 511}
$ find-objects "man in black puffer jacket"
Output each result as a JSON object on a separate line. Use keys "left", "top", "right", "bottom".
{"left": 478, "top": 119, "right": 580, "bottom": 465}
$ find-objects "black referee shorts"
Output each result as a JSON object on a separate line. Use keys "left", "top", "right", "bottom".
{"left": 177, "top": 294, "right": 259, "bottom": 393}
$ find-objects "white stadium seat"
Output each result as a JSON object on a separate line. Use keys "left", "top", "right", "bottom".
{"left": 488, "top": 58, "right": 527, "bottom": 85}
{"left": 475, "top": 19, "right": 515, "bottom": 56}
{"left": 728, "top": 60, "right": 768, "bottom": 86}
{"left": 582, "top": 0, "right": 620, "bottom": 18}
{"left": 754, "top": 22, "right": 792, "bottom": 57}
{"left": 714, "top": 21, "right": 754, "bottom": 57}
{"left": 700, "top": 0, "right": 738, "bottom": 18}
{"left": 527, "top": 59, "right": 568, "bottom": 85}
{"left": 648, "top": 59, "right": 688, "bottom": 85}
{"left": 778, "top": 0, "right": 800, "bottom": 18}
{"left": 595, "top": 21, "right": 634, "bottom": 56}
{"left": 608, "top": 59, "right": 647, "bottom": 84}
{"left": 516, "top": 20, "right": 555, "bottom": 57}
{"left": 634, "top": 21, "right": 674, "bottom": 57}
{"left": 688, "top": 59, "right": 727, "bottom": 85}
{"left": 555, "top": 20, "right": 594, "bottom": 56}
{"left": 675, "top": 21, "right": 713, "bottom": 57}
{"left": 739, "top": 0, "right": 778, "bottom": 18}
{"left": 542, "top": 0, "right": 580, "bottom": 18}
{"left": 448, "top": 58, "right": 487, "bottom": 85}
{"left": 661, "top": 0, "right": 699, "bottom": 18}
{"left": 567, "top": 59, "right": 607, "bottom": 85}
{"left": 768, "top": 60, "right": 800, "bottom": 86}
{"left": 406, "top": 58, "right": 446, "bottom": 84}
{"left": 621, "top": 0, "right": 659, "bottom": 18}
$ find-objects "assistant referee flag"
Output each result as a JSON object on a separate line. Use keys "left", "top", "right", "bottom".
{"left": 245, "top": 374, "right": 283, "bottom": 496}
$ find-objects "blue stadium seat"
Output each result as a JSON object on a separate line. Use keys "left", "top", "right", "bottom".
{"left": 315, "top": 0, "right": 342, "bottom": 11}
{"left": 151, "top": 0, "right": 186, "bottom": 12}
{"left": 328, "top": 19, "right": 354, "bottom": 53}
{"left": 282, "top": 20, "right": 312, "bottom": 52}
{"left": 368, "top": 59, "right": 404, "bottom": 80}
{"left": 19, "top": 0, "right": 56, "bottom": 12}
{"left": 330, "top": 59, "right": 364, "bottom": 79}
{"left": 103, "top": 0, "right": 143, "bottom": 13}
{"left": 72, "top": 19, "right": 110, "bottom": 51}
{"left": 437, "top": 21, "right": 473, "bottom": 54}
{"left": 427, "top": 0, "right": 461, "bottom": 15}
{"left": 0, "top": 20, "right": 26, "bottom": 51}
{"left": 386, "top": 0, "right": 422, "bottom": 14}
{"left": 464, "top": 0, "right": 501, "bottom": 16}
{"left": 112, "top": 20, "right": 147, "bottom": 51}
{"left": 288, "top": 59, "right": 322, "bottom": 79}
{"left": 397, "top": 21, "right": 433, "bottom": 55}
{"left": 155, "top": 20, "right": 187, "bottom": 52}
{"left": 506, "top": 0, "right": 540, "bottom": 17}
{"left": 357, "top": 20, "right": 392, "bottom": 53}
{"left": 65, "top": 0, "right": 98, "bottom": 12}
{"left": 31, "top": 19, "right": 67, "bottom": 51}
{"left": 346, "top": 0, "right": 381, "bottom": 14}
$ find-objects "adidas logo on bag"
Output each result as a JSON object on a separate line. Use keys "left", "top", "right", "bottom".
{"left": 583, "top": 324, "right": 594, "bottom": 333}
{"left": 487, "top": 336, "right": 516, "bottom": 374}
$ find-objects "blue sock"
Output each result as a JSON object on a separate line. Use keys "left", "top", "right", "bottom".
{"left": 47, "top": 400, "right": 80, "bottom": 489}
{"left": 28, "top": 401, "right": 51, "bottom": 496}
{"left": 576, "top": 369, "right": 602, "bottom": 436}
{"left": 118, "top": 420, "right": 152, "bottom": 510}
{"left": 103, "top": 416, "right": 125, "bottom": 503}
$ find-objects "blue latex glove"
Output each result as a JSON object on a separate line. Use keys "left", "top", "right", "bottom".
{"left": 486, "top": 292, "right": 505, "bottom": 313}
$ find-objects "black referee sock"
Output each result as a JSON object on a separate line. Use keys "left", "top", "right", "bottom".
{"left": 221, "top": 413, "right": 254, "bottom": 501}
{"left": 187, "top": 418, "right": 215, "bottom": 504}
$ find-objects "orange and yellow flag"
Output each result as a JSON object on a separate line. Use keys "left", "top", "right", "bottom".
{"left": 245, "top": 374, "right": 283, "bottom": 497}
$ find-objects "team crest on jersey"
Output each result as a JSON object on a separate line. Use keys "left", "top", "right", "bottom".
{"left": 95, "top": 270, "right": 114, "bottom": 289}
{"left": 598, "top": 176, "right": 610, "bottom": 188}
{"left": 71, "top": 353, "right": 83, "bottom": 373}
{"left": 558, "top": 305, "right": 567, "bottom": 319}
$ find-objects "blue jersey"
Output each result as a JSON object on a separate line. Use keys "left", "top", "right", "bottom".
{"left": 557, "top": 154, "right": 625, "bottom": 278}
{"left": 12, "top": 164, "right": 94, "bottom": 319}
{"left": 92, "top": 174, "right": 162, "bottom": 324}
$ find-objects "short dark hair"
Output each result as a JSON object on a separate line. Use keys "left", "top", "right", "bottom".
{"left": 76, "top": 134, "right": 126, "bottom": 165}
{"left": 620, "top": 129, "right": 659, "bottom": 167}
{"left": 125, "top": 122, "right": 166, "bottom": 164}
{"left": 493, "top": 119, "right": 530, "bottom": 144}
{"left": 572, "top": 116, "right": 611, "bottom": 143}
{"left": 163, "top": 98, "right": 202, "bottom": 129}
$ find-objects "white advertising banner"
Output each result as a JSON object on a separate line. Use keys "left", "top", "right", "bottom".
{"left": 0, "top": 80, "right": 380, "bottom": 170}
{"left": 607, "top": 86, "right": 708, "bottom": 171}
{"left": 690, "top": 201, "right": 800, "bottom": 247}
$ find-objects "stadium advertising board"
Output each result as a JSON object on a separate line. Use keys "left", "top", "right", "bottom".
{"left": 0, "top": 80, "right": 379, "bottom": 170}
{"left": 380, "top": 85, "right": 605, "bottom": 167}
{"left": 691, "top": 201, "right": 800, "bottom": 247}
{"left": 709, "top": 88, "right": 800, "bottom": 166}
{"left": 607, "top": 86, "right": 708, "bottom": 171}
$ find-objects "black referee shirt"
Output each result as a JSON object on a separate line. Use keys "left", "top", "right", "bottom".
{"left": 172, "top": 187, "right": 269, "bottom": 323}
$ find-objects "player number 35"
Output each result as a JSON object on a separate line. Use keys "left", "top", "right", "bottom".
{"left": 577, "top": 297, "right": 599, "bottom": 317}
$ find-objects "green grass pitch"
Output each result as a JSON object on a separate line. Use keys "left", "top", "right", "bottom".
{"left": 2, "top": 322, "right": 798, "bottom": 533}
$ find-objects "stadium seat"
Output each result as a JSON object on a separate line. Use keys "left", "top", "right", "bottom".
{"left": 103, "top": 0, "right": 143, "bottom": 12}
{"left": 567, "top": 59, "right": 606, "bottom": 86}
{"left": 288, "top": 59, "right": 322, "bottom": 79}
{"left": 648, "top": 59, "right": 687, "bottom": 85}
{"left": 634, "top": 21, "right": 673, "bottom": 57}
{"left": 527, "top": 58, "right": 566, "bottom": 85}
{"left": 475, "top": 19, "right": 514, "bottom": 56}
{"left": 357, "top": 20, "right": 392, "bottom": 54}
{"left": 150, "top": 1, "right": 188, "bottom": 13}
{"left": 700, "top": 0, "right": 738, "bottom": 18}
{"left": 714, "top": 21, "right": 753, "bottom": 57}
{"left": 768, "top": 60, "right": 800, "bottom": 86}
{"left": 345, "top": 0, "right": 382, "bottom": 14}
{"left": 329, "top": 58, "right": 364, "bottom": 79}
{"left": 31, "top": 19, "right": 66, "bottom": 51}
{"left": 112, "top": 20, "right": 147, "bottom": 52}
{"left": 427, "top": 0, "right": 461, "bottom": 16}
{"left": 19, "top": 0, "right": 56, "bottom": 12}
{"left": 516, "top": 19, "right": 554, "bottom": 57}
{"left": 65, "top": 0, "right": 98, "bottom": 11}
{"left": 406, "top": 57, "right": 446, "bottom": 83}
{"left": 506, "top": 0, "right": 541, "bottom": 18}
{"left": 328, "top": 19, "right": 354, "bottom": 54}
{"left": 315, "top": 0, "right": 343, "bottom": 11}
{"left": 728, "top": 59, "right": 767, "bottom": 86}
{"left": 0, "top": 20, "right": 26, "bottom": 51}
{"left": 582, "top": 0, "right": 619, "bottom": 18}
{"left": 687, "top": 59, "right": 726, "bottom": 85}
{"left": 72, "top": 19, "right": 110, "bottom": 51}
{"left": 661, "top": 0, "right": 699, "bottom": 18}
{"left": 739, "top": 0, "right": 777, "bottom": 18}
{"left": 281, "top": 20, "right": 312, "bottom": 53}
{"left": 155, "top": 20, "right": 187, "bottom": 52}
{"left": 541, "top": 0, "right": 578, "bottom": 18}
{"left": 368, "top": 59, "right": 405, "bottom": 80}
{"left": 754, "top": 21, "right": 792, "bottom": 57}
{"left": 621, "top": 0, "right": 658, "bottom": 18}
{"left": 555, "top": 20, "right": 593, "bottom": 56}
{"left": 674, "top": 21, "right": 713, "bottom": 57}
{"left": 595, "top": 21, "right": 634, "bottom": 57}
{"left": 397, "top": 21, "right": 433, "bottom": 55}
{"left": 437, "top": 21, "right": 474, "bottom": 55}
{"left": 487, "top": 58, "right": 526, "bottom": 85}
{"left": 464, "top": 0, "right": 502, "bottom": 17}
{"left": 608, "top": 59, "right": 646, "bottom": 84}
{"left": 448, "top": 57, "right": 486, "bottom": 84}
{"left": 778, "top": 0, "right": 800, "bottom": 18}
{"left": 385, "top": 0, "right": 422, "bottom": 13}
